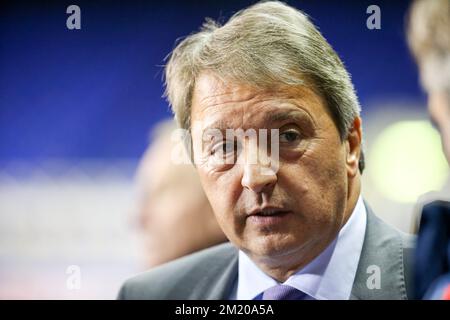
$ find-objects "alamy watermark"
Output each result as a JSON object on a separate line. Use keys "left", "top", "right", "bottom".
{"left": 66, "top": 5, "right": 81, "bottom": 30}
{"left": 66, "top": 265, "right": 81, "bottom": 290}
{"left": 169, "top": 121, "right": 283, "bottom": 176}
{"left": 366, "top": 5, "right": 381, "bottom": 30}
{"left": 366, "top": 265, "right": 381, "bottom": 290}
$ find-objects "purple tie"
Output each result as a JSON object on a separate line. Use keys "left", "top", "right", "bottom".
{"left": 262, "top": 284, "right": 307, "bottom": 300}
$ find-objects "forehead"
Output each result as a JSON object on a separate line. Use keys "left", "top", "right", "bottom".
{"left": 191, "top": 73, "right": 328, "bottom": 129}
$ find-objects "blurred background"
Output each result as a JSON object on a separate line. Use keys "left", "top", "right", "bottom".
{"left": 0, "top": 0, "right": 448, "bottom": 299}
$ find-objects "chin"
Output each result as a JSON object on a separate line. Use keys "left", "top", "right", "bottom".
{"left": 248, "top": 233, "right": 305, "bottom": 259}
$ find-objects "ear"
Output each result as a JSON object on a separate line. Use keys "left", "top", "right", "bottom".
{"left": 345, "top": 117, "right": 363, "bottom": 178}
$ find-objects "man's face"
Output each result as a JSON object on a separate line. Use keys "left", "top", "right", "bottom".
{"left": 190, "top": 73, "right": 357, "bottom": 264}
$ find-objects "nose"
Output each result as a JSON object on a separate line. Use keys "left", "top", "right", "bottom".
{"left": 241, "top": 162, "right": 277, "bottom": 193}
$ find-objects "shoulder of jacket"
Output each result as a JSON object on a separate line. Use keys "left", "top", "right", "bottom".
{"left": 117, "top": 242, "right": 236, "bottom": 299}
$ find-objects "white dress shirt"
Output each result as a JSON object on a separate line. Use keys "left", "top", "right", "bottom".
{"left": 229, "top": 195, "right": 367, "bottom": 300}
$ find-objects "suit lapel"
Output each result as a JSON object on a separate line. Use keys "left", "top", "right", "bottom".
{"left": 187, "top": 243, "right": 239, "bottom": 299}
{"left": 205, "top": 253, "right": 239, "bottom": 299}
{"left": 350, "top": 204, "right": 408, "bottom": 300}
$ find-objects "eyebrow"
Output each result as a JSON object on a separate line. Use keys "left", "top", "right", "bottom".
{"left": 202, "top": 108, "right": 314, "bottom": 132}
{"left": 267, "top": 109, "right": 312, "bottom": 124}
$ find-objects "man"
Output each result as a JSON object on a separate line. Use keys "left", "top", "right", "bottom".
{"left": 134, "top": 119, "right": 227, "bottom": 268}
{"left": 119, "top": 1, "right": 414, "bottom": 300}
{"left": 407, "top": 0, "right": 450, "bottom": 299}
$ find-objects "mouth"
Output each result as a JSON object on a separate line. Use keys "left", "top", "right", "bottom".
{"left": 246, "top": 207, "right": 292, "bottom": 226}
{"left": 248, "top": 207, "right": 290, "bottom": 217}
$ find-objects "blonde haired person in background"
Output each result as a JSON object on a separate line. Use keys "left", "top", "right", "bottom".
{"left": 407, "top": 0, "right": 450, "bottom": 300}
{"left": 407, "top": 0, "right": 450, "bottom": 163}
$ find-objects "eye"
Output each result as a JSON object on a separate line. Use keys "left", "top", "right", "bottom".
{"left": 279, "top": 129, "right": 301, "bottom": 143}
{"left": 211, "top": 140, "right": 235, "bottom": 156}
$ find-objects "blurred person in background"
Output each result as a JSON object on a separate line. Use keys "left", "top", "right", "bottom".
{"left": 407, "top": 0, "right": 450, "bottom": 300}
{"left": 134, "top": 119, "right": 227, "bottom": 268}
{"left": 408, "top": 0, "right": 450, "bottom": 163}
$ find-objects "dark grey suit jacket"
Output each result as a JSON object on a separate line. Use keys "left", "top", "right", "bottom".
{"left": 118, "top": 207, "right": 416, "bottom": 300}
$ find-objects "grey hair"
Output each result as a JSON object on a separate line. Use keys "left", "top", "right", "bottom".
{"left": 164, "top": 0, "right": 364, "bottom": 172}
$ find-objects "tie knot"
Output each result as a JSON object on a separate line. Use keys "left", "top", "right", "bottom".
{"left": 262, "top": 284, "right": 306, "bottom": 300}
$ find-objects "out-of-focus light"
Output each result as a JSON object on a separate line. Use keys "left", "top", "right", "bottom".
{"left": 369, "top": 120, "right": 449, "bottom": 203}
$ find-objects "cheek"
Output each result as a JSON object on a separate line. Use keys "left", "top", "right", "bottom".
{"left": 311, "top": 148, "right": 347, "bottom": 199}
{"left": 282, "top": 142, "right": 347, "bottom": 218}
{"left": 200, "top": 166, "right": 250, "bottom": 243}
{"left": 197, "top": 169, "right": 241, "bottom": 228}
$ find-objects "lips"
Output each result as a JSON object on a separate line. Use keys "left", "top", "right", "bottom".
{"left": 247, "top": 207, "right": 290, "bottom": 217}
{"left": 244, "top": 205, "right": 293, "bottom": 227}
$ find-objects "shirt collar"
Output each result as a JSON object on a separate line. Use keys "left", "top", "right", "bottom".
{"left": 235, "top": 195, "right": 367, "bottom": 300}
